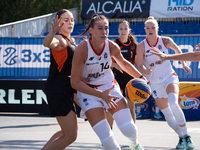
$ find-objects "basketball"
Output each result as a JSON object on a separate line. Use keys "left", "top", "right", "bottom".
{"left": 125, "top": 78, "right": 151, "bottom": 103}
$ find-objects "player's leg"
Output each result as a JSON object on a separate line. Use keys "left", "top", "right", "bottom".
{"left": 135, "top": 102, "right": 142, "bottom": 118}
{"left": 106, "top": 111, "right": 114, "bottom": 129}
{"left": 86, "top": 107, "right": 121, "bottom": 150}
{"left": 41, "top": 130, "right": 63, "bottom": 150}
{"left": 154, "top": 101, "right": 163, "bottom": 119}
{"left": 127, "top": 99, "right": 136, "bottom": 123}
{"left": 46, "top": 110, "right": 78, "bottom": 150}
{"left": 109, "top": 98, "right": 143, "bottom": 150}
{"left": 166, "top": 83, "right": 195, "bottom": 149}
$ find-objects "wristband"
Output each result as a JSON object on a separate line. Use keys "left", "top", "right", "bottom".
{"left": 139, "top": 75, "right": 143, "bottom": 78}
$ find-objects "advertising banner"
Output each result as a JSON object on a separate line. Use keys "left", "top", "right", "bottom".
{"left": 179, "top": 82, "right": 200, "bottom": 120}
{"left": 0, "top": 38, "right": 50, "bottom": 79}
{"left": 150, "top": 0, "right": 200, "bottom": 18}
{"left": 81, "top": 0, "right": 150, "bottom": 20}
{"left": 0, "top": 36, "right": 200, "bottom": 81}
{"left": 0, "top": 80, "right": 50, "bottom": 114}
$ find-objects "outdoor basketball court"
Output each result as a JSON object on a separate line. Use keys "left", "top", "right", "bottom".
{"left": 0, "top": 112, "right": 199, "bottom": 150}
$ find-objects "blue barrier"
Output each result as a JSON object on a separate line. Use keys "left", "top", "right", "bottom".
{"left": 0, "top": 36, "right": 200, "bottom": 81}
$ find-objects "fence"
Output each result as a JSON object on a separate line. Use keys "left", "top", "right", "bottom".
{"left": 0, "top": 8, "right": 78, "bottom": 37}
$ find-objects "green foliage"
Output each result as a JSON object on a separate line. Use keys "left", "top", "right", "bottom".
{"left": 0, "top": 0, "right": 81, "bottom": 25}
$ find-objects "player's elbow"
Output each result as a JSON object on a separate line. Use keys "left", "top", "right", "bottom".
{"left": 70, "top": 79, "right": 76, "bottom": 89}
{"left": 43, "top": 41, "right": 49, "bottom": 48}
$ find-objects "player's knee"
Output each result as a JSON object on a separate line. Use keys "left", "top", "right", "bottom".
{"left": 170, "top": 102, "right": 185, "bottom": 125}
{"left": 161, "top": 107, "right": 179, "bottom": 130}
{"left": 113, "top": 108, "right": 137, "bottom": 141}
{"left": 93, "top": 119, "right": 120, "bottom": 150}
{"left": 65, "top": 132, "right": 77, "bottom": 144}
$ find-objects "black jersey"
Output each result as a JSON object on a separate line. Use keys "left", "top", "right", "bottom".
{"left": 113, "top": 37, "right": 137, "bottom": 75}
{"left": 45, "top": 33, "right": 75, "bottom": 94}
{"left": 112, "top": 37, "right": 137, "bottom": 95}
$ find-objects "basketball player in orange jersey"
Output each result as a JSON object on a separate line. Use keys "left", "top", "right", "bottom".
{"left": 136, "top": 16, "right": 195, "bottom": 150}
{"left": 106, "top": 20, "right": 137, "bottom": 128}
{"left": 42, "top": 9, "right": 78, "bottom": 150}
{"left": 150, "top": 43, "right": 200, "bottom": 61}
{"left": 71, "top": 14, "right": 148, "bottom": 150}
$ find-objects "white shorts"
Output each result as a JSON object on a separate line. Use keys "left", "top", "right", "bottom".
{"left": 77, "top": 81, "right": 125, "bottom": 112}
{"left": 150, "top": 73, "right": 179, "bottom": 99}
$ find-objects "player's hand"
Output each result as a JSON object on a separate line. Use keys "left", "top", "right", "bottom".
{"left": 101, "top": 86, "right": 119, "bottom": 110}
{"left": 195, "top": 43, "right": 200, "bottom": 52}
{"left": 51, "top": 15, "right": 64, "bottom": 33}
{"left": 146, "top": 66, "right": 152, "bottom": 75}
{"left": 140, "top": 76, "right": 150, "bottom": 84}
{"left": 182, "top": 65, "right": 192, "bottom": 75}
{"left": 150, "top": 47, "right": 167, "bottom": 61}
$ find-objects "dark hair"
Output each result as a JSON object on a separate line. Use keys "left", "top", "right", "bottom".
{"left": 78, "top": 14, "right": 108, "bottom": 39}
{"left": 56, "top": 9, "right": 71, "bottom": 19}
{"left": 119, "top": 20, "right": 137, "bottom": 46}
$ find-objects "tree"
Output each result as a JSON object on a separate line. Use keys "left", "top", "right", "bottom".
{"left": 0, "top": 0, "right": 81, "bottom": 25}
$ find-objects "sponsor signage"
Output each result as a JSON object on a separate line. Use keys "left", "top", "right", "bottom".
{"left": 81, "top": 0, "right": 150, "bottom": 20}
{"left": 179, "top": 82, "right": 200, "bottom": 120}
{"left": 0, "top": 80, "right": 50, "bottom": 114}
{"left": 0, "top": 37, "right": 200, "bottom": 81}
{"left": 150, "top": 0, "right": 200, "bottom": 18}
{"left": 0, "top": 38, "right": 50, "bottom": 79}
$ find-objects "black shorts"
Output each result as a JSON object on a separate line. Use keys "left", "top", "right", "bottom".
{"left": 47, "top": 92, "right": 76, "bottom": 117}
{"left": 115, "top": 74, "right": 133, "bottom": 96}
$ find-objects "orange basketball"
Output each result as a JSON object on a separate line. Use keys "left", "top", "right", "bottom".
{"left": 125, "top": 78, "right": 151, "bottom": 103}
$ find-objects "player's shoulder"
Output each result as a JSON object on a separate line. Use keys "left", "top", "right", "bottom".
{"left": 74, "top": 40, "right": 88, "bottom": 55}
{"left": 137, "top": 40, "right": 145, "bottom": 48}
{"left": 161, "top": 36, "right": 173, "bottom": 46}
{"left": 109, "top": 39, "right": 119, "bottom": 48}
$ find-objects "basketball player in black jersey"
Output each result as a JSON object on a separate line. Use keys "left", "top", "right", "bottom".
{"left": 42, "top": 9, "right": 78, "bottom": 150}
{"left": 106, "top": 20, "right": 138, "bottom": 128}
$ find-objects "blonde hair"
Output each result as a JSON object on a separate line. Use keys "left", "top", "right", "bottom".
{"left": 145, "top": 16, "right": 158, "bottom": 27}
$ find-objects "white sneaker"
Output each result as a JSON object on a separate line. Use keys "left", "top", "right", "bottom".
{"left": 129, "top": 142, "right": 144, "bottom": 150}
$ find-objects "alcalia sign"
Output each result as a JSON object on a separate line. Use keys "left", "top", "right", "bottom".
{"left": 81, "top": 0, "right": 150, "bottom": 20}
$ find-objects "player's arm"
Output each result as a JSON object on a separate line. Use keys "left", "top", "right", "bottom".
{"left": 71, "top": 41, "right": 96, "bottom": 95}
{"left": 135, "top": 41, "right": 152, "bottom": 75}
{"left": 110, "top": 40, "right": 147, "bottom": 81}
{"left": 163, "top": 36, "right": 192, "bottom": 74}
{"left": 43, "top": 15, "right": 66, "bottom": 50}
{"left": 163, "top": 52, "right": 200, "bottom": 61}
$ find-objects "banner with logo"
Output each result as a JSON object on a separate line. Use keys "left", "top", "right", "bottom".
{"left": 0, "top": 38, "right": 50, "bottom": 79}
{"left": 179, "top": 82, "right": 200, "bottom": 120}
{"left": 0, "top": 36, "right": 200, "bottom": 80}
{"left": 150, "top": 0, "right": 200, "bottom": 18}
{"left": 81, "top": 0, "right": 150, "bottom": 20}
{"left": 0, "top": 80, "right": 50, "bottom": 114}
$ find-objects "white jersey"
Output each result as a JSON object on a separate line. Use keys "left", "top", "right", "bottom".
{"left": 82, "top": 39, "right": 114, "bottom": 85}
{"left": 77, "top": 39, "right": 121, "bottom": 109}
{"left": 143, "top": 36, "right": 175, "bottom": 83}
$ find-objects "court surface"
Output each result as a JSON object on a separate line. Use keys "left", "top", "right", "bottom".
{"left": 0, "top": 112, "right": 199, "bottom": 150}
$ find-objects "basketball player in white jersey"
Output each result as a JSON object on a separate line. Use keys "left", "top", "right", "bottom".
{"left": 71, "top": 14, "right": 148, "bottom": 150}
{"left": 136, "top": 16, "right": 195, "bottom": 150}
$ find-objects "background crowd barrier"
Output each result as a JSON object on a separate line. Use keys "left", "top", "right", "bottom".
{"left": 0, "top": 35, "right": 200, "bottom": 120}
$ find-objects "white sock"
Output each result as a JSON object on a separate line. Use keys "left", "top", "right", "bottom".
{"left": 180, "top": 126, "right": 188, "bottom": 136}
{"left": 137, "top": 106, "right": 141, "bottom": 113}
{"left": 155, "top": 106, "right": 160, "bottom": 113}
{"left": 161, "top": 107, "right": 183, "bottom": 137}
